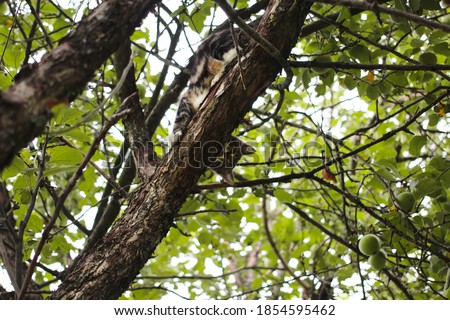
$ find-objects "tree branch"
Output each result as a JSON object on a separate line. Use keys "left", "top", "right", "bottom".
{"left": 0, "top": 0, "right": 161, "bottom": 170}
{"left": 19, "top": 105, "right": 132, "bottom": 299}
{"left": 49, "top": 0, "right": 313, "bottom": 299}
{"left": 316, "top": 0, "right": 450, "bottom": 33}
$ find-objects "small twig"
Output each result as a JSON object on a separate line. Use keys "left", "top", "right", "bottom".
{"left": 25, "top": 0, "right": 54, "bottom": 49}
{"left": 285, "top": 202, "right": 359, "bottom": 252}
{"left": 214, "top": 0, "right": 293, "bottom": 90}
{"left": 196, "top": 90, "right": 448, "bottom": 193}
{"left": 147, "top": 19, "right": 183, "bottom": 112}
{"left": 246, "top": 89, "right": 285, "bottom": 132}
{"left": 58, "top": 137, "right": 126, "bottom": 198}
{"left": 229, "top": 21, "right": 246, "bottom": 90}
{"left": 15, "top": 128, "right": 49, "bottom": 294}
{"left": 316, "top": 0, "right": 450, "bottom": 33}
{"left": 309, "top": 10, "right": 450, "bottom": 82}
{"left": 262, "top": 189, "right": 311, "bottom": 290}
{"left": 1, "top": 1, "right": 22, "bottom": 73}
{"left": 42, "top": 180, "right": 91, "bottom": 235}
{"left": 18, "top": 105, "right": 131, "bottom": 300}
{"left": 50, "top": 55, "right": 135, "bottom": 135}
{"left": 383, "top": 269, "right": 414, "bottom": 299}
{"left": 289, "top": 60, "right": 450, "bottom": 71}
{"left": 176, "top": 208, "right": 237, "bottom": 218}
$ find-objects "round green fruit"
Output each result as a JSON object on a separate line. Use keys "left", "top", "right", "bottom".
{"left": 396, "top": 192, "right": 416, "bottom": 212}
{"left": 358, "top": 234, "right": 381, "bottom": 256}
{"left": 369, "top": 249, "right": 387, "bottom": 271}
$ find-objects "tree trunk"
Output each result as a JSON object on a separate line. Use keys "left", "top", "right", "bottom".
{"left": 49, "top": 0, "right": 313, "bottom": 299}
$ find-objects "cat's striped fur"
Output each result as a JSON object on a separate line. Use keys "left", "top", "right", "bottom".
{"left": 169, "top": 24, "right": 255, "bottom": 184}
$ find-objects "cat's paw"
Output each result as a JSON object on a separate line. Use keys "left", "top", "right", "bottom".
{"left": 168, "top": 131, "right": 183, "bottom": 147}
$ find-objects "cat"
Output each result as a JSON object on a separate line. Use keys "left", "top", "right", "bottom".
{"left": 208, "top": 136, "right": 255, "bottom": 185}
{"left": 168, "top": 23, "right": 256, "bottom": 184}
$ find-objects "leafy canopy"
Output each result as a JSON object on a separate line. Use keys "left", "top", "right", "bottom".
{"left": 0, "top": 0, "right": 449, "bottom": 300}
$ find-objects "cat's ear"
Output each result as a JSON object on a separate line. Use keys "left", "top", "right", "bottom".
{"left": 229, "top": 136, "right": 256, "bottom": 155}
{"left": 240, "top": 142, "right": 256, "bottom": 155}
{"left": 218, "top": 169, "right": 235, "bottom": 185}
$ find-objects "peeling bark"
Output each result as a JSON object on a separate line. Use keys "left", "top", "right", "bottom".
{"left": 49, "top": 0, "right": 313, "bottom": 300}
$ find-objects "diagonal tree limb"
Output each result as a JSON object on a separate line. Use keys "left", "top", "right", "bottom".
{"left": 0, "top": 0, "right": 162, "bottom": 171}
{"left": 48, "top": 0, "right": 314, "bottom": 300}
{"left": 19, "top": 105, "right": 133, "bottom": 299}
{"left": 86, "top": 39, "right": 157, "bottom": 251}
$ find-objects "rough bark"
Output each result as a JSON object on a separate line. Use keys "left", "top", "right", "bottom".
{"left": 49, "top": 0, "right": 313, "bottom": 299}
{"left": 0, "top": 0, "right": 161, "bottom": 170}
{"left": 0, "top": 184, "right": 41, "bottom": 299}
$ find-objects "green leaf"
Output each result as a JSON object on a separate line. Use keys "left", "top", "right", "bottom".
{"left": 428, "top": 113, "right": 440, "bottom": 126}
{"left": 413, "top": 178, "right": 443, "bottom": 198}
{"left": 377, "top": 168, "right": 396, "bottom": 182}
{"left": 3, "top": 44, "right": 25, "bottom": 69}
{"left": 27, "top": 214, "right": 44, "bottom": 232}
{"left": 366, "top": 85, "right": 380, "bottom": 100}
{"left": 349, "top": 45, "right": 371, "bottom": 63}
{"left": 418, "top": 52, "right": 438, "bottom": 65}
{"left": 374, "top": 141, "right": 397, "bottom": 160}
{"left": 409, "top": 135, "right": 427, "bottom": 156}
{"left": 420, "top": 0, "right": 441, "bottom": 10}
{"left": 0, "top": 70, "right": 12, "bottom": 90}
{"left": 274, "top": 189, "right": 294, "bottom": 203}
{"left": 432, "top": 42, "right": 450, "bottom": 57}
{"left": 343, "top": 75, "right": 357, "bottom": 90}
{"left": 48, "top": 146, "right": 84, "bottom": 167}
{"left": 388, "top": 72, "right": 409, "bottom": 87}
{"left": 429, "top": 157, "right": 450, "bottom": 172}
{"left": 1, "top": 156, "right": 27, "bottom": 179}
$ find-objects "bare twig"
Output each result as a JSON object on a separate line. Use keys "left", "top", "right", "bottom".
{"left": 262, "top": 189, "right": 311, "bottom": 290}
{"left": 289, "top": 60, "right": 450, "bottom": 71}
{"left": 316, "top": 0, "right": 450, "bottom": 33}
{"left": 25, "top": 0, "right": 54, "bottom": 49}
{"left": 15, "top": 129, "right": 48, "bottom": 292}
{"left": 214, "top": 0, "right": 293, "bottom": 90}
{"left": 18, "top": 105, "right": 131, "bottom": 299}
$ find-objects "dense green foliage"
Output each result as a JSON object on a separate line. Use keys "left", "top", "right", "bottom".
{"left": 0, "top": 0, "right": 449, "bottom": 299}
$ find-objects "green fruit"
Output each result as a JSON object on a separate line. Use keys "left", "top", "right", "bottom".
{"left": 369, "top": 249, "right": 387, "bottom": 271}
{"left": 358, "top": 234, "right": 381, "bottom": 256}
{"left": 418, "top": 52, "right": 438, "bottom": 65}
{"left": 396, "top": 192, "right": 416, "bottom": 212}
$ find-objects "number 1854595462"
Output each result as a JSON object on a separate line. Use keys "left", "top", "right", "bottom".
{"left": 256, "top": 304, "right": 336, "bottom": 316}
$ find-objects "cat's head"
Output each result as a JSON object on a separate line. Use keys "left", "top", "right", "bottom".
{"left": 208, "top": 136, "right": 256, "bottom": 185}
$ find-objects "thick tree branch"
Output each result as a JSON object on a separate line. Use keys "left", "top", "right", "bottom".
{"left": 20, "top": 106, "right": 132, "bottom": 299}
{"left": 49, "top": 0, "right": 313, "bottom": 299}
{"left": 0, "top": 0, "right": 161, "bottom": 170}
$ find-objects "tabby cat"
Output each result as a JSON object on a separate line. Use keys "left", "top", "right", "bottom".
{"left": 168, "top": 23, "right": 255, "bottom": 184}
